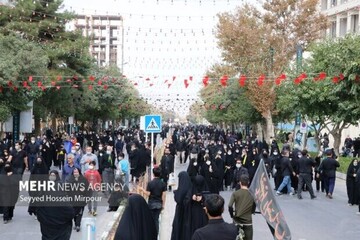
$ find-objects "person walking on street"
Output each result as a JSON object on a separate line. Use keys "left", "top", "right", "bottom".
{"left": 139, "top": 167, "right": 167, "bottom": 235}
{"left": 276, "top": 150, "right": 296, "bottom": 196}
{"left": 192, "top": 194, "right": 238, "bottom": 240}
{"left": 296, "top": 149, "right": 317, "bottom": 200}
{"left": 319, "top": 149, "right": 340, "bottom": 199}
{"left": 228, "top": 175, "right": 256, "bottom": 240}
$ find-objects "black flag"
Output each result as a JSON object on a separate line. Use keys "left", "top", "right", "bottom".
{"left": 249, "top": 160, "right": 292, "bottom": 240}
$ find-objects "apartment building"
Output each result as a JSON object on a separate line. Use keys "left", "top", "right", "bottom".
{"left": 68, "top": 14, "right": 124, "bottom": 68}
{"left": 321, "top": 0, "right": 360, "bottom": 37}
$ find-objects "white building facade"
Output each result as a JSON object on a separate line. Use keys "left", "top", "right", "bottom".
{"left": 321, "top": 0, "right": 360, "bottom": 37}
{"left": 68, "top": 14, "right": 124, "bottom": 69}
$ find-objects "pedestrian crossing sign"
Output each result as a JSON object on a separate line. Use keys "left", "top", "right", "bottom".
{"left": 144, "top": 115, "right": 162, "bottom": 133}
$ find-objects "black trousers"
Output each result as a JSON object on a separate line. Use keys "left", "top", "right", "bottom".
{"left": 73, "top": 207, "right": 84, "bottom": 227}
{"left": 40, "top": 222, "right": 72, "bottom": 240}
{"left": 3, "top": 206, "right": 15, "bottom": 221}
{"left": 297, "top": 173, "right": 315, "bottom": 197}
{"left": 150, "top": 208, "right": 162, "bottom": 235}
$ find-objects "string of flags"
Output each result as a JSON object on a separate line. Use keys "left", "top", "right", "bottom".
{"left": 0, "top": 71, "right": 353, "bottom": 93}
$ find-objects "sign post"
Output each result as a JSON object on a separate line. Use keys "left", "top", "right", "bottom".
{"left": 144, "top": 115, "right": 162, "bottom": 182}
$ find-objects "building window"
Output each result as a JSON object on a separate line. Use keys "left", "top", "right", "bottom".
{"left": 351, "top": 14, "right": 359, "bottom": 33}
{"left": 330, "top": 21, "right": 336, "bottom": 38}
{"left": 321, "top": 0, "right": 327, "bottom": 10}
{"left": 331, "top": 0, "right": 337, "bottom": 7}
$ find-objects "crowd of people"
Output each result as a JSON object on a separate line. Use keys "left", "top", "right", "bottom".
{"left": 1, "top": 124, "right": 360, "bottom": 240}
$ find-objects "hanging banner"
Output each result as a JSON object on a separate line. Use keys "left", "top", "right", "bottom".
{"left": 249, "top": 160, "right": 292, "bottom": 240}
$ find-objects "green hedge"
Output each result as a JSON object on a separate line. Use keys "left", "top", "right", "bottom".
{"left": 338, "top": 157, "right": 352, "bottom": 174}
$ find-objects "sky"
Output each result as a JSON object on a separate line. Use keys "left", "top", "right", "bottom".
{"left": 62, "top": 0, "right": 250, "bottom": 117}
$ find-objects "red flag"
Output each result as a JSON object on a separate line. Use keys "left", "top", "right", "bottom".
{"left": 145, "top": 78, "right": 150, "bottom": 81}
{"left": 339, "top": 73, "right": 344, "bottom": 80}
{"left": 239, "top": 75, "right": 246, "bottom": 87}
{"left": 56, "top": 86, "right": 61, "bottom": 90}
{"left": 202, "top": 76, "right": 209, "bottom": 87}
{"left": 220, "top": 75, "right": 228, "bottom": 87}
{"left": 28, "top": 76, "right": 33, "bottom": 82}
{"left": 257, "top": 75, "right": 265, "bottom": 86}
{"left": 23, "top": 81, "right": 28, "bottom": 87}
{"left": 51, "top": 81, "right": 56, "bottom": 86}
{"left": 189, "top": 76, "right": 193, "bottom": 81}
{"left": 97, "top": 80, "right": 102, "bottom": 86}
{"left": 37, "top": 81, "right": 42, "bottom": 87}
{"left": 88, "top": 85, "right": 93, "bottom": 91}
{"left": 332, "top": 76, "right": 340, "bottom": 83}
{"left": 57, "top": 75, "right": 62, "bottom": 81}
{"left": 184, "top": 79, "right": 189, "bottom": 88}
{"left": 168, "top": 83, "right": 172, "bottom": 88}
{"left": 89, "top": 75, "right": 95, "bottom": 81}
{"left": 172, "top": 76, "right": 176, "bottom": 81}
{"left": 103, "top": 85, "right": 108, "bottom": 90}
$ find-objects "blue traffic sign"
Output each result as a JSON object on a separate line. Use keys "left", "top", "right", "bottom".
{"left": 144, "top": 115, "right": 162, "bottom": 133}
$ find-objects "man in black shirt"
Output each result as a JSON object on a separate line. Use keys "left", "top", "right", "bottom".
{"left": 192, "top": 194, "right": 238, "bottom": 240}
{"left": 296, "top": 149, "right": 316, "bottom": 199}
{"left": 140, "top": 167, "right": 166, "bottom": 235}
{"left": 319, "top": 149, "right": 340, "bottom": 199}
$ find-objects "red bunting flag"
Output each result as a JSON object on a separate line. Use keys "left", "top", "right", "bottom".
{"left": 294, "top": 73, "right": 307, "bottom": 85}
{"left": 239, "top": 75, "right": 246, "bottom": 87}
{"left": 97, "top": 80, "right": 102, "bottom": 86}
{"left": 184, "top": 79, "right": 189, "bottom": 88}
{"left": 145, "top": 78, "right": 150, "bottom": 81}
{"left": 314, "top": 72, "right": 326, "bottom": 81}
{"left": 202, "top": 76, "right": 209, "bottom": 87}
{"left": 28, "top": 76, "right": 33, "bottom": 82}
{"left": 332, "top": 76, "right": 340, "bottom": 83}
{"left": 57, "top": 75, "right": 62, "bottom": 81}
{"left": 164, "top": 80, "right": 168, "bottom": 84}
{"left": 37, "top": 81, "right": 42, "bottom": 87}
{"left": 89, "top": 75, "right": 95, "bottom": 81}
{"left": 72, "top": 84, "right": 79, "bottom": 88}
{"left": 168, "top": 83, "right": 171, "bottom": 88}
{"left": 257, "top": 75, "right": 265, "bottom": 86}
{"left": 275, "top": 74, "right": 286, "bottom": 85}
{"left": 189, "top": 76, "right": 193, "bottom": 81}
{"left": 23, "top": 81, "right": 28, "bottom": 87}
{"left": 51, "top": 81, "right": 56, "bottom": 86}
{"left": 13, "top": 86, "right": 18, "bottom": 92}
{"left": 8, "top": 81, "right": 13, "bottom": 87}
{"left": 103, "top": 85, "right": 108, "bottom": 90}
{"left": 134, "top": 83, "right": 138, "bottom": 86}
{"left": 220, "top": 75, "right": 228, "bottom": 87}
{"left": 88, "top": 85, "right": 93, "bottom": 91}
{"left": 149, "top": 83, "right": 154, "bottom": 87}
{"left": 56, "top": 86, "right": 61, "bottom": 90}
{"left": 0, "top": 86, "right": 3, "bottom": 92}
{"left": 339, "top": 73, "right": 344, "bottom": 80}
{"left": 172, "top": 76, "right": 176, "bottom": 81}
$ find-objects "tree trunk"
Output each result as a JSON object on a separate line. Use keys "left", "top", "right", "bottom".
{"left": 332, "top": 130, "right": 341, "bottom": 157}
{"left": 256, "top": 122, "right": 264, "bottom": 142}
{"left": 264, "top": 110, "right": 274, "bottom": 144}
{"left": 34, "top": 114, "right": 41, "bottom": 136}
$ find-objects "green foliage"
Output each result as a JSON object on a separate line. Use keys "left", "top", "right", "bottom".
{"left": 338, "top": 156, "right": 352, "bottom": 174}
{"left": 0, "top": 34, "right": 48, "bottom": 111}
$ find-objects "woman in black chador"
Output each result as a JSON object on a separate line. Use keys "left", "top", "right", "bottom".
{"left": 28, "top": 156, "right": 48, "bottom": 218}
{"left": 171, "top": 171, "right": 193, "bottom": 240}
{"left": 66, "top": 167, "right": 90, "bottom": 232}
{"left": 190, "top": 175, "right": 208, "bottom": 236}
{"left": 346, "top": 159, "right": 359, "bottom": 205}
{"left": 114, "top": 194, "right": 157, "bottom": 240}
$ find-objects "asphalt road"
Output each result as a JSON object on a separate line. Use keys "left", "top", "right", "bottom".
{"left": 160, "top": 162, "right": 360, "bottom": 240}
{"left": 1, "top": 162, "right": 359, "bottom": 240}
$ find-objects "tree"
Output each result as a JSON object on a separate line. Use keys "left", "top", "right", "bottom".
{"left": 215, "top": 0, "right": 328, "bottom": 143}
{"left": 277, "top": 35, "right": 360, "bottom": 155}
{"left": 0, "top": 34, "right": 48, "bottom": 133}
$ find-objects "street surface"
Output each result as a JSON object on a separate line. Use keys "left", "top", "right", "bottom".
{"left": 160, "top": 162, "right": 360, "bottom": 240}
{"left": 1, "top": 162, "right": 359, "bottom": 240}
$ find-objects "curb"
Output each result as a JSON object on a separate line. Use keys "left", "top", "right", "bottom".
{"left": 100, "top": 206, "right": 125, "bottom": 240}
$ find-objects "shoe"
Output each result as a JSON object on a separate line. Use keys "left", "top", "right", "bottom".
{"left": 107, "top": 208, "right": 111, "bottom": 212}
{"left": 328, "top": 195, "right": 333, "bottom": 199}
{"left": 3, "top": 220, "right": 8, "bottom": 224}
{"left": 298, "top": 195, "right": 303, "bottom": 199}
{"left": 311, "top": 195, "right": 317, "bottom": 199}
{"left": 88, "top": 211, "right": 93, "bottom": 215}
{"left": 92, "top": 211, "right": 97, "bottom": 216}
{"left": 276, "top": 191, "right": 282, "bottom": 196}
{"left": 290, "top": 192, "right": 296, "bottom": 196}
{"left": 73, "top": 226, "right": 77, "bottom": 230}
{"left": 76, "top": 226, "right": 80, "bottom": 232}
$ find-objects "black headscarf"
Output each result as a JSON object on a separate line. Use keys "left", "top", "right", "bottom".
{"left": 114, "top": 194, "right": 157, "bottom": 240}
{"left": 31, "top": 156, "right": 48, "bottom": 175}
{"left": 192, "top": 175, "right": 208, "bottom": 195}
{"left": 174, "top": 171, "right": 192, "bottom": 204}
